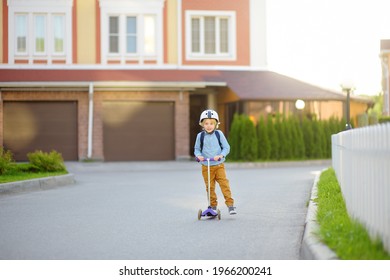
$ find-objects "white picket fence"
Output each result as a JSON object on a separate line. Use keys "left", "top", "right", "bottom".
{"left": 332, "top": 123, "right": 390, "bottom": 253}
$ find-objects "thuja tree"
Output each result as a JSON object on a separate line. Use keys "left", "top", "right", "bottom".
{"left": 257, "top": 116, "right": 271, "bottom": 160}
{"left": 239, "top": 115, "right": 258, "bottom": 161}
{"left": 228, "top": 113, "right": 243, "bottom": 160}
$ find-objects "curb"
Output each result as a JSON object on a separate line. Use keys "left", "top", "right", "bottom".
{"left": 300, "top": 169, "right": 339, "bottom": 260}
{"left": 0, "top": 174, "right": 75, "bottom": 195}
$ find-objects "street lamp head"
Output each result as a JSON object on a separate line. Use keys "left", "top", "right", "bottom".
{"left": 340, "top": 81, "right": 355, "bottom": 92}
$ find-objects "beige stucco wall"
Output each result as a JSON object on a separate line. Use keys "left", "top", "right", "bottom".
{"left": 166, "top": 0, "right": 178, "bottom": 64}
{"left": 77, "top": 0, "right": 96, "bottom": 64}
{"left": 319, "top": 101, "right": 343, "bottom": 120}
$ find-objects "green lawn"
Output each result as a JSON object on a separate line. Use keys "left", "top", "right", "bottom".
{"left": 315, "top": 168, "right": 390, "bottom": 259}
{"left": 0, "top": 170, "right": 68, "bottom": 184}
{"left": 0, "top": 163, "right": 68, "bottom": 184}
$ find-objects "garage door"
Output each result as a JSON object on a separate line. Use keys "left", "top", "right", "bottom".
{"left": 103, "top": 101, "right": 174, "bottom": 161}
{"left": 3, "top": 101, "right": 78, "bottom": 161}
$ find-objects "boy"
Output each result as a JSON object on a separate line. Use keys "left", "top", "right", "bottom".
{"left": 194, "top": 109, "right": 237, "bottom": 215}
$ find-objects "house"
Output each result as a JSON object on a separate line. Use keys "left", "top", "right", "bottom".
{"left": 0, "top": 0, "right": 372, "bottom": 161}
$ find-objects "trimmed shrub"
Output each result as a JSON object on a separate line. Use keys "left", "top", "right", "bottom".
{"left": 0, "top": 147, "right": 14, "bottom": 175}
{"left": 379, "top": 116, "right": 390, "bottom": 124}
{"left": 27, "top": 150, "right": 66, "bottom": 172}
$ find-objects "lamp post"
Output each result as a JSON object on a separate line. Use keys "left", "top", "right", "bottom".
{"left": 341, "top": 83, "right": 354, "bottom": 130}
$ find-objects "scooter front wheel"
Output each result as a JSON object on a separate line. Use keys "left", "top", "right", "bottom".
{"left": 198, "top": 209, "right": 202, "bottom": 220}
{"left": 217, "top": 209, "right": 221, "bottom": 220}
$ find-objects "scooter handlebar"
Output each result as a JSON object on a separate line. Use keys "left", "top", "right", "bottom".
{"left": 196, "top": 157, "right": 221, "bottom": 162}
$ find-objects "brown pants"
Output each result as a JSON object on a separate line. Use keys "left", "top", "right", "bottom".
{"left": 201, "top": 163, "right": 234, "bottom": 207}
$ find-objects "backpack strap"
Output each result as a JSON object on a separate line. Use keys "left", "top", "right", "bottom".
{"left": 200, "top": 130, "right": 222, "bottom": 152}
{"left": 200, "top": 131, "right": 205, "bottom": 152}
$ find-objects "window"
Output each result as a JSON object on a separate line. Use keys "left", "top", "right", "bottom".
{"left": 8, "top": 0, "right": 73, "bottom": 64}
{"left": 109, "top": 16, "right": 120, "bottom": 53}
{"left": 104, "top": 14, "right": 158, "bottom": 63}
{"left": 186, "top": 11, "right": 236, "bottom": 60}
{"left": 100, "top": 0, "right": 164, "bottom": 64}
{"left": 53, "top": 15, "right": 65, "bottom": 54}
{"left": 126, "top": 16, "right": 137, "bottom": 53}
{"left": 34, "top": 15, "right": 46, "bottom": 54}
{"left": 15, "top": 14, "right": 27, "bottom": 54}
{"left": 143, "top": 15, "right": 156, "bottom": 55}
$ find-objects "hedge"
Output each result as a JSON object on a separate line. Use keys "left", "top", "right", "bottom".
{"left": 228, "top": 114, "right": 346, "bottom": 161}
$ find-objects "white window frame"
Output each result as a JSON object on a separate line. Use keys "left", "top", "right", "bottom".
{"left": 8, "top": 0, "right": 73, "bottom": 64}
{"left": 185, "top": 10, "right": 236, "bottom": 61}
{"left": 99, "top": 0, "right": 164, "bottom": 65}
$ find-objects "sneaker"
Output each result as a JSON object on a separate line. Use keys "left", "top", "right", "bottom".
{"left": 228, "top": 206, "right": 237, "bottom": 215}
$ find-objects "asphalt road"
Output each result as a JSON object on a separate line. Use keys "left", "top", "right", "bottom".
{"left": 0, "top": 161, "right": 329, "bottom": 260}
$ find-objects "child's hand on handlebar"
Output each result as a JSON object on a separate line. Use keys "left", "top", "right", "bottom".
{"left": 197, "top": 156, "right": 205, "bottom": 162}
{"left": 214, "top": 155, "right": 223, "bottom": 161}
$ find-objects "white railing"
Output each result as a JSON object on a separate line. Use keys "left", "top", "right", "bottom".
{"left": 332, "top": 123, "right": 390, "bottom": 253}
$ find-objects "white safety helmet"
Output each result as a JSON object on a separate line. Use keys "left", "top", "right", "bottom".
{"left": 199, "top": 109, "right": 220, "bottom": 126}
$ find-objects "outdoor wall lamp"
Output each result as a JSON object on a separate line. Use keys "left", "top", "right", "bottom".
{"left": 295, "top": 99, "right": 305, "bottom": 110}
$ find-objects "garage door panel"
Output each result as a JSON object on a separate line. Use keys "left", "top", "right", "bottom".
{"left": 103, "top": 101, "right": 174, "bottom": 161}
{"left": 4, "top": 101, "right": 78, "bottom": 161}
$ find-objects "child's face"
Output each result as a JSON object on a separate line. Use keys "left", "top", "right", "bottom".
{"left": 202, "top": 119, "right": 217, "bottom": 133}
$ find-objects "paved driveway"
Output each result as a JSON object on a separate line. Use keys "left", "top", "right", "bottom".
{"left": 0, "top": 161, "right": 329, "bottom": 260}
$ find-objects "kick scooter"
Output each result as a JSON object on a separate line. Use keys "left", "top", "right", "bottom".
{"left": 197, "top": 158, "right": 221, "bottom": 220}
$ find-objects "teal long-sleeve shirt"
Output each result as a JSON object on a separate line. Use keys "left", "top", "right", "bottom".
{"left": 194, "top": 130, "right": 230, "bottom": 166}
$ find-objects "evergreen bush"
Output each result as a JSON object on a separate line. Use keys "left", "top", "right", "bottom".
{"left": 0, "top": 147, "right": 14, "bottom": 175}
{"left": 27, "top": 150, "right": 66, "bottom": 172}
